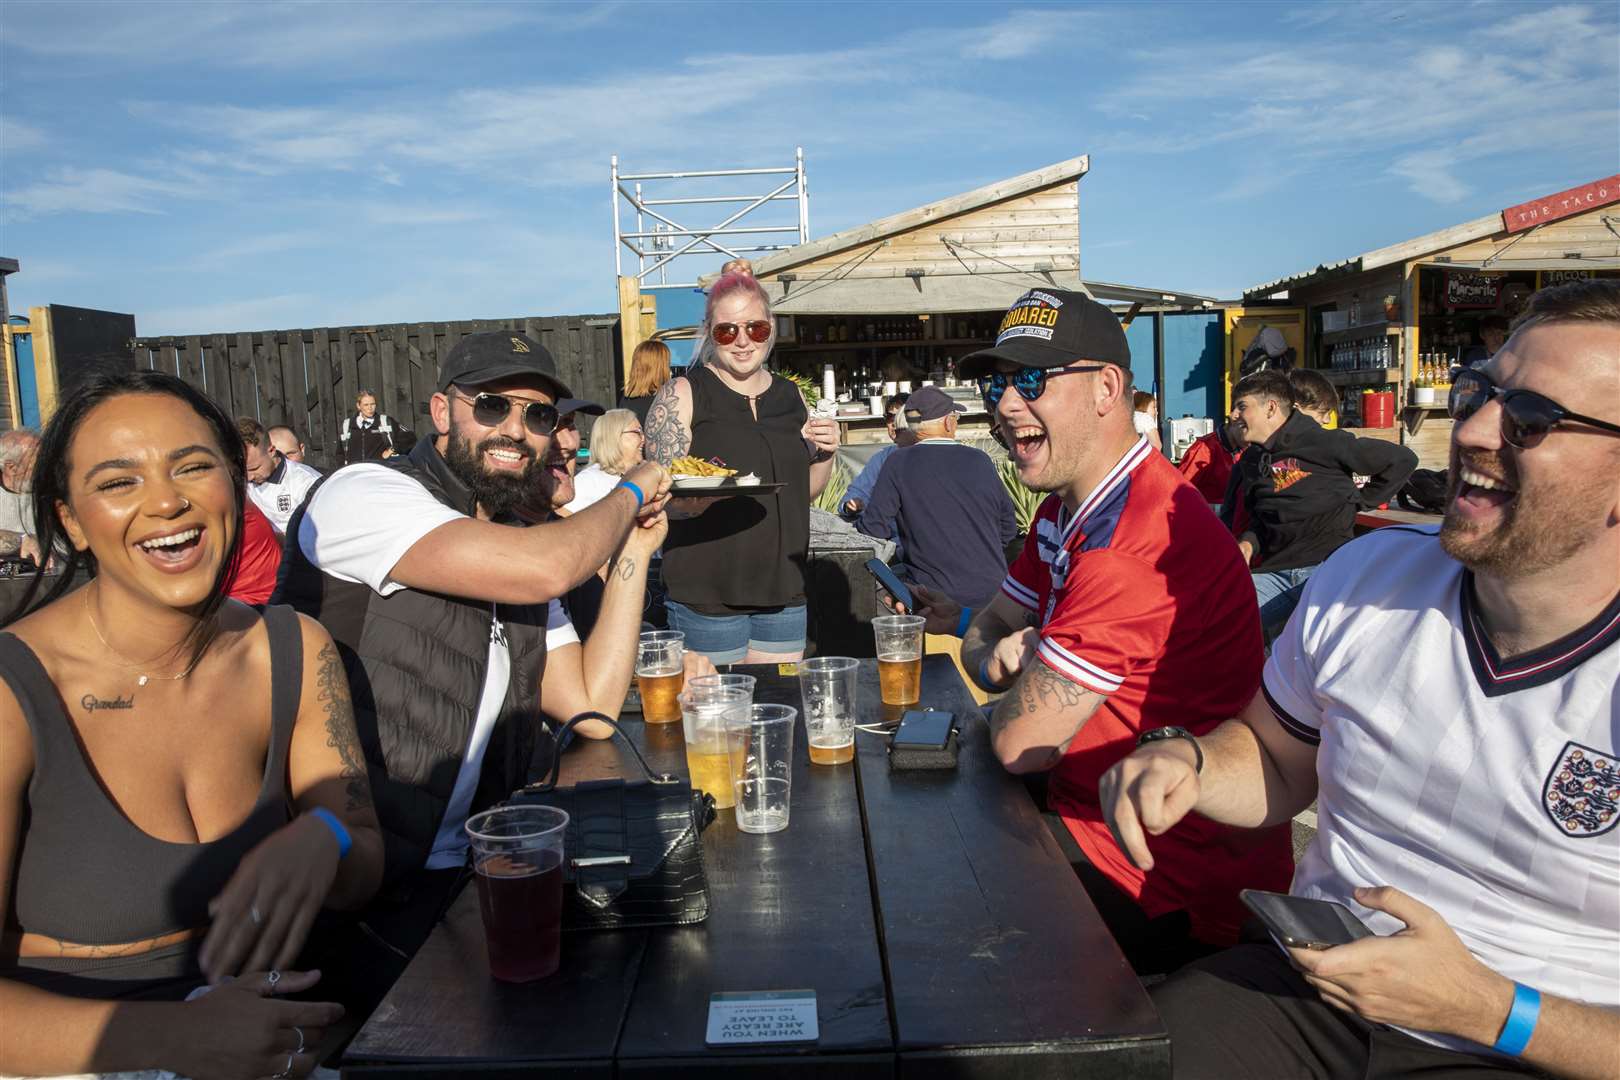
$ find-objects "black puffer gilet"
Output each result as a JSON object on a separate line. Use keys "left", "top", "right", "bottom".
{"left": 273, "top": 437, "right": 551, "bottom": 895}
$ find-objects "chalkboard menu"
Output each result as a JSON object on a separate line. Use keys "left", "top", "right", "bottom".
{"left": 1444, "top": 270, "right": 1502, "bottom": 310}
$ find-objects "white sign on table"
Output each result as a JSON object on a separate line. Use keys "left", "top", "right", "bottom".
{"left": 705, "top": 990, "right": 819, "bottom": 1045}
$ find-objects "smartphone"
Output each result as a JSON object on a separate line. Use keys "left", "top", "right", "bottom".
{"left": 891, "top": 710, "right": 954, "bottom": 750}
{"left": 1240, "top": 889, "right": 1374, "bottom": 951}
{"left": 864, "top": 558, "right": 914, "bottom": 613}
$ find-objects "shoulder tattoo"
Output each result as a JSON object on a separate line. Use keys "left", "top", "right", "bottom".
{"left": 316, "top": 642, "right": 372, "bottom": 812}
{"left": 643, "top": 381, "right": 691, "bottom": 466}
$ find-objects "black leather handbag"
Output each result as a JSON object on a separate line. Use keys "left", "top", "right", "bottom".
{"left": 506, "top": 712, "right": 715, "bottom": 930}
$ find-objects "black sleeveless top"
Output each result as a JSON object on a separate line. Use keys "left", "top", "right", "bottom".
{"left": 662, "top": 365, "right": 810, "bottom": 614}
{"left": 1, "top": 605, "right": 300, "bottom": 996}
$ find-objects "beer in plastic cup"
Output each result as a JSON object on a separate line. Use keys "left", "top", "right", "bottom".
{"left": 465, "top": 805, "right": 569, "bottom": 982}
{"left": 799, "top": 656, "right": 858, "bottom": 765}
{"left": 873, "top": 614, "right": 924, "bottom": 705}
{"left": 680, "top": 684, "right": 750, "bottom": 810}
{"left": 735, "top": 703, "right": 795, "bottom": 834}
{"left": 637, "top": 630, "right": 685, "bottom": 724}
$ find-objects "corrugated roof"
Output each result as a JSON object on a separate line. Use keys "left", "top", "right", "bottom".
{"left": 1245, "top": 210, "right": 1516, "bottom": 298}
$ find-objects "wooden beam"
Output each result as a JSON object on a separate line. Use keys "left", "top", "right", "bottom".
{"left": 1360, "top": 211, "right": 1503, "bottom": 270}
{"left": 1, "top": 323, "right": 21, "bottom": 430}
{"left": 618, "top": 276, "right": 647, "bottom": 374}
{"left": 29, "top": 306, "right": 59, "bottom": 424}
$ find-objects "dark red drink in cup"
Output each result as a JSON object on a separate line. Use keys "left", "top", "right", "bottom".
{"left": 466, "top": 806, "right": 569, "bottom": 982}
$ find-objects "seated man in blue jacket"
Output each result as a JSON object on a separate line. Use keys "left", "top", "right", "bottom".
{"left": 1221, "top": 369, "right": 1417, "bottom": 640}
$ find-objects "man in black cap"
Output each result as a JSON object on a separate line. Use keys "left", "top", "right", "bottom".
{"left": 274, "top": 331, "right": 671, "bottom": 1011}
{"left": 908, "top": 290, "right": 1292, "bottom": 973}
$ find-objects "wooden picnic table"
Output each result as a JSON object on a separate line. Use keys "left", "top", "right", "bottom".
{"left": 341, "top": 657, "right": 1168, "bottom": 1079}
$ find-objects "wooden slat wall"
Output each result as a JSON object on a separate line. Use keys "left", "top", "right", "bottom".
{"left": 135, "top": 314, "right": 621, "bottom": 471}
{"left": 766, "top": 185, "right": 1081, "bottom": 283}
{"left": 1431, "top": 210, "right": 1620, "bottom": 264}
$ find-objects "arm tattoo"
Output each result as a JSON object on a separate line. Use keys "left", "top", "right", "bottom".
{"left": 317, "top": 642, "right": 372, "bottom": 811}
{"left": 991, "top": 662, "right": 1095, "bottom": 740}
{"left": 610, "top": 555, "right": 637, "bottom": 582}
{"left": 643, "top": 381, "right": 690, "bottom": 466}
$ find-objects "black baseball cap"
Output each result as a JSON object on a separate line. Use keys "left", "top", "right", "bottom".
{"left": 957, "top": 289, "right": 1131, "bottom": 379}
{"left": 903, "top": 385, "right": 968, "bottom": 423}
{"left": 437, "top": 331, "right": 572, "bottom": 399}
{"left": 555, "top": 397, "right": 605, "bottom": 418}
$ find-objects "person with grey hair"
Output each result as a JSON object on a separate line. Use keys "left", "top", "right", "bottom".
{"left": 0, "top": 428, "right": 42, "bottom": 565}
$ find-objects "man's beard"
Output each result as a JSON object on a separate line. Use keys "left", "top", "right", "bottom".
{"left": 445, "top": 429, "right": 549, "bottom": 519}
{"left": 1439, "top": 445, "right": 1605, "bottom": 578}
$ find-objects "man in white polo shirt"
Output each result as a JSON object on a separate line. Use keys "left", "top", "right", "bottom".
{"left": 1101, "top": 279, "right": 1619, "bottom": 1078}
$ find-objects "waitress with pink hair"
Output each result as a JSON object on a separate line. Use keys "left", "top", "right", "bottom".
{"left": 642, "top": 269, "right": 839, "bottom": 664}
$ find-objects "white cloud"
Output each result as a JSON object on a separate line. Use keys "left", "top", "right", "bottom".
{"left": 1091, "top": 3, "right": 1620, "bottom": 202}
{"left": 0, "top": 0, "right": 610, "bottom": 70}
{"left": 963, "top": 9, "right": 1094, "bottom": 60}
{"left": 140, "top": 292, "right": 325, "bottom": 336}
{"left": 1, "top": 115, "right": 47, "bottom": 152}
{"left": 3, "top": 165, "right": 208, "bottom": 216}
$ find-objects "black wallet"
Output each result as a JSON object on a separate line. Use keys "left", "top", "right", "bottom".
{"left": 888, "top": 710, "right": 960, "bottom": 771}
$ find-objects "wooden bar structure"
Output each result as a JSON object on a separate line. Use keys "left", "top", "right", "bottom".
{"left": 1245, "top": 175, "right": 1620, "bottom": 470}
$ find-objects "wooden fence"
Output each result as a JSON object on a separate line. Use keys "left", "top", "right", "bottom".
{"left": 133, "top": 314, "right": 622, "bottom": 470}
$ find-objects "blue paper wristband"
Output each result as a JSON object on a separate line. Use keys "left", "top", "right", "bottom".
{"left": 1493, "top": 983, "right": 1540, "bottom": 1057}
{"left": 978, "top": 656, "right": 1005, "bottom": 692}
{"left": 955, "top": 607, "right": 973, "bottom": 638}
{"left": 617, "top": 479, "right": 645, "bottom": 509}
{"left": 309, "top": 807, "right": 352, "bottom": 860}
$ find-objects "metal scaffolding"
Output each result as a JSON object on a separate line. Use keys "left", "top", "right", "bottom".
{"left": 611, "top": 149, "right": 810, "bottom": 291}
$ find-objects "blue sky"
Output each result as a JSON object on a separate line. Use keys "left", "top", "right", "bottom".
{"left": 2, "top": 0, "right": 1616, "bottom": 336}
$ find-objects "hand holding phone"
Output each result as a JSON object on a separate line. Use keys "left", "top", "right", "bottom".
{"left": 1241, "top": 889, "right": 1374, "bottom": 951}
{"left": 864, "top": 558, "right": 914, "bottom": 614}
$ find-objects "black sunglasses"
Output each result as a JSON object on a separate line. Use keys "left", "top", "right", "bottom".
{"left": 978, "top": 364, "right": 1108, "bottom": 409}
{"left": 1449, "top": 368, "right": 1620, "bottom": 449}
{"left": 452, "top": 390, "right": 559, "bottom": 437}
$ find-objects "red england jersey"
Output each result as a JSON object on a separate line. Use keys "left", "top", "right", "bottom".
{"left": 228, "top": 499, "right": 282, "bottom": 606}
{"left": 1002, "top": 437, "right": 1292, "bottom": 942}
{"left": 1176, "top": 430, "right": 1237, "bottom": 502}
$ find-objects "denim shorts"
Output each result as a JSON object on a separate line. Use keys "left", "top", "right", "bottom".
{"left": 665, "top": 601, "right": 807, "bottom": 665}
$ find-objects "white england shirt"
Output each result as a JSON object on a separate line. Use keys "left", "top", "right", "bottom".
{"left": 1264, "top": 525, "right": 1619, "bottom": 1051}
{"left": 247, "top": 456, "right": 322, "bottom": 534}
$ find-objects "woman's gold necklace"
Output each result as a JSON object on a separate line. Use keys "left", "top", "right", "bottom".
{"left": 83, "top": 587, "right": 213, "bottom": 687}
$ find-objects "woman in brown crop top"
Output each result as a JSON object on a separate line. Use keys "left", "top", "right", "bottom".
{"left": 0, "top": 372, "right": 383, "bottom": 1079}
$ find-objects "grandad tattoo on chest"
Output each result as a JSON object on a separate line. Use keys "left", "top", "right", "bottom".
{"left": 81, "top": 693, "right": 135, "bottom": 713}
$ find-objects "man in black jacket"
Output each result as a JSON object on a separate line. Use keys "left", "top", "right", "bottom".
{"left": 275, "top": 332, "right": 671, "bottom": 1015}
{"left": 1221, "top": 370, "right": 1416, "bottom": 640}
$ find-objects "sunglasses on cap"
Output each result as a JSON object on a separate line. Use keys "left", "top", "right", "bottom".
{"left": 1449, "top": 367, "right": 1620, "bottom": 449}
{"left": 712, "top": 320, "right": 773, "bottom": 346}
{"left": 978, "top": 364, "right": 1108, "bottom": 409}
{"left": 451, "top": 389, "right": 559, "bottom": 437}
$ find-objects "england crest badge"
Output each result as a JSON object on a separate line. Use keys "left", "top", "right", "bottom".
{"left": 1541, "top": 741, "right": 1620, "bottom": 838}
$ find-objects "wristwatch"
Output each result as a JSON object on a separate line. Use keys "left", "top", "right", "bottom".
{"left": 1137, "top": 726, "right": 1204, "bottom": 773}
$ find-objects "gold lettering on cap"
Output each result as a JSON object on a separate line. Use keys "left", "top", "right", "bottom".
{"left": 510, "top": 337, "right": 531, "bottom": 353}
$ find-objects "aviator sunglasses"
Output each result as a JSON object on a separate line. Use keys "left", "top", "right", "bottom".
{"left": 978, "top": 364, "right": 1108, "bottom": 409}
{"left": 712, "top": 320, "right": 773, "bottom": 346}
{"left": 1448, "top": 367, "right": 1620, "bottom": 449}
{"left": 452, "top": 390, "right": 560, "bottom": 437}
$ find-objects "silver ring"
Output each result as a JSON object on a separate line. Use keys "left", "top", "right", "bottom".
{"left": 273, "top": 1051, "right": 294, "bottom": 1078}
{"left": 265, "top": 968, "right": 281, "bottom": 990}
{"left": 250, "top": 904, "right": 263, "bottom": 926}
{"left": 293, "top": 1025, "right": 305, "bottom": 1054}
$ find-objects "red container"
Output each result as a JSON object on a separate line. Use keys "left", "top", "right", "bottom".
{"left": 1361, "top": 390, "right": 1394, "bottom": 428}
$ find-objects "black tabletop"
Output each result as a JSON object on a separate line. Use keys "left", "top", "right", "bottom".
{"left": 343, "top": 658, "right": 1167, "bottom": 1079}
